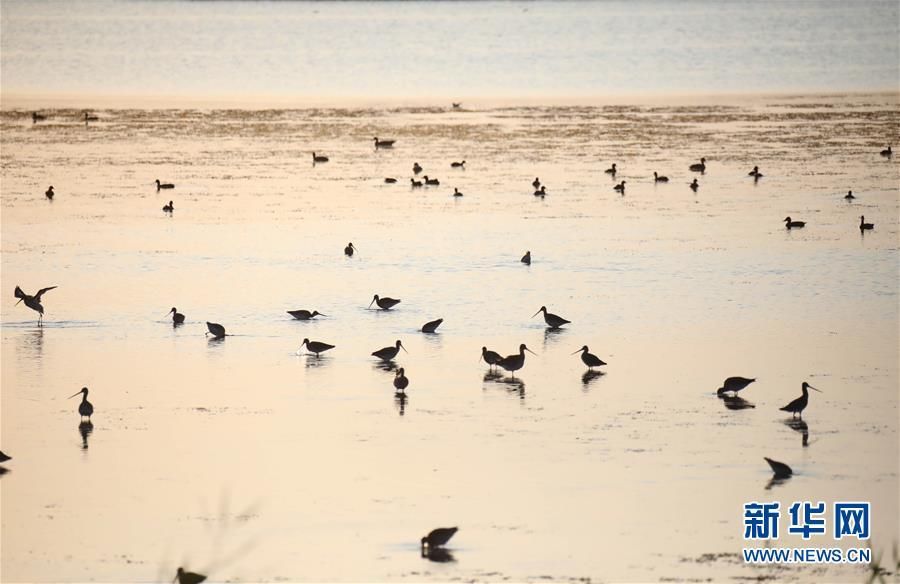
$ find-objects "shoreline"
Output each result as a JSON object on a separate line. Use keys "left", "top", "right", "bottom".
{"left": 2, "top": 90, "right": 898, "bottom": 111}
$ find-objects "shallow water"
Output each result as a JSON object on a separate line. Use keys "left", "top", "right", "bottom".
{"left": 1, "top": 95, "right": 899, "bottom": 582}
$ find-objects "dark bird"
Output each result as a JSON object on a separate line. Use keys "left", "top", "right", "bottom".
{"left": 572, "top": 346, "right": 606, "bottom": 370}
{"left": 613, "top": 181, "right": 626, "bottom": 193}
{"left": 287, "top": 309, "right": 326, "bottom": 320}
{"left": 205, "top": 322, "right": 226, "bottom": 338}
{"left": 312, "top": 152, "right": 329, "bottom": 163}
{"left": 764, "top": 457, "right": 793, "bottom": 479}
{"left": 521, "top": 251, "right": 531, "bottom": 265}
{"left": 83, "top": 112, "right": 98, "bottom": 123}
{"left": 162, "top": 200, "right": 174, "bottom": 213}
{"left": 859, "top": 215, "right": 874, "bottom": 231}
{"left": 45, "top": 186, "right": 54, "bottom": 199}
{"left": 424, "top": 176, "right": 440, "bottom": 186}
{"left": 779, "top": 381, "right": 822, "bottom": 419}
{"left": 14, "top": 285, "right": 57, "bottom": 326}
{"left": 481, "top": 347, "right": 502, "bottom": 370}
{"left": 452, "top": 102, "right": 461, "bottom": 109}
{"left": 32, "top": 112, "right": 47, "bottom": 123}
{"left": 880, "top": 145, "right": 892, "bottom": 157}
{"left": 174, "top": 567, "right": 207, "bottom": 584}
{"left": 300, "top": 338, "right": 335, "bottom": 357}
{"left": 372, "top": 340, "right": 407, "bottom": 361}
{"left": 373, "top": 137, "right": 396, "bottom": 148}
{"left": 451, "top": 160, "right": 465, "bottom": 167}
{"left": 604, "top": 163, "right": 617, "bottom": 175}
{"left": 369, "top": 295, "right": 401, "bottom": 310}
{"left": 748, "top": 165, "right": 763, "bottom": 178}
{"left": 497, "top": 344, "right": 536, "bottom": 377}
{"left": 421, "top": 318, "right": 443, "bottom": 333}
{"left": 410, "top": 178, "right": 423, "bottom": 188}
{"left": 69, "top": 387, "right": 93, "bottom": 421}
{"left": 689, "top": 178, "right": 699, "bottom": 191}
{"left": 689, "top": 157, "right": 707, "bottom": 172}
{"left": 344, "top": 242, "right": 356, "bottom": 256}
{"left": 784, "top": 216, "right": 805, "bottom": 229}
{"left": 844, "top": 190, "right": 855, "bottom": 200}
{"left": 716, "top": 376, "right": 755, "bottom": 395}
{"left": 393, "top": 368, "right": 409, "bottom": 394}
{"left": 155, "top": 179, "right": 174, "bottom": 190}
{"left": 653, "top": 172, "right": 668, "bottom": 182}
{"left": 421, "top": 527, "right": 458, "bottom": 551}
{"left": 384, "top": 177, "right": 398, "bottom": 183}
{"left": 413, "top": 162, "right": 423, "bottom": 174}
{"left": 167, "top": 307, "right": 185, "bottom": 325}
{"left": 533, "top": 306, "right": 570, "bottom": 329}
{"left": 453, "top": 188, "right": 463, "bottom": 197}
{"left": 534, "top": 186, "right": 547, "bottom": 196}
{"left": 532, "top": 177, "right": 541, "bottom": 188}
{"left": 0, "top": 451, "right": 11, "bottom": 463}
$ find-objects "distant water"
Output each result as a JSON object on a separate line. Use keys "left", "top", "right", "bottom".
{"left": 1, "top": 0, "right": 898, "bottom": 102}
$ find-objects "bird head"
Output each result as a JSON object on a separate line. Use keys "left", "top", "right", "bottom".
{"left": 397, "top": 340, "right": 407, "bottom": 353}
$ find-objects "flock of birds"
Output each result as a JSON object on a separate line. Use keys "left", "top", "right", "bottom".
{"left": 11, "top": 115, "right": 896, "bottom": 577}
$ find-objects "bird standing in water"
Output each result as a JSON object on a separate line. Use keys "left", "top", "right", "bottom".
{"left": 372, "top": 340, "right": 407, "bottom": 361}
{"left": 69, "top": 387, "right": 94, "bottom": 421}
{"left": 497, "top": 344, "right": 536, "bottom": 377}
{"left": 572, "top": 346, "right": 606, "bottom": 370}
{"left": 14, "top": 285, "right": 57, "bottom": 326}
{"left": 533, "top": 306, "right": 570, "bottom": 329}
{"left": 174, "top": 567, "right": 207, "bottom": 584}
{"left": 393, "top": 368, "right": 409, "bottom": 395}
{"left": 480, "top": 347, "right": 502, "bottom": 371}
{"left": 521, "top": 251, "right": 531, "bottom": 265}
{"left": 206, "top": 322, "right": 226, "bottom": 338}
{"left": 369, "top": 295, "right": 401, "bottom": 310}
{"left": 344, "top": 242, "right": 356, "bottom": 257}
{"left": 167, "top": 307, "right": 185, "bottom": 325}
{"left": 716, "top": 376, "right": 756, "bottom": 395}
{"left": 300, "top": 338, "right": 335, "bottom": 357}
{"left": 779, "top": 382, "right": 822, "bottom": 419}
{"left": 764, "top": 457, "right": 792, "bottom": 479}
{"left": 421, "top": 527, "right": 458, "bottom": 551}
{"left": 421, "top": 318, "right": 443, "bottom": 333}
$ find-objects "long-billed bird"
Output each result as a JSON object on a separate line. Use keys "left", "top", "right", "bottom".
{"left": 206, "top": 322, "right": 226, "bottom": 339}
{"left": 393, "top": 368, "right": 409, "bottom": 395}
{"left": 421, "top": 318, "right": 443, "bottom": 333}
{"left": 481, "top": 347, "right": 502, "bottom": 371}
{"left": 372, "top": 340, "right": 406, "bottom": 361}
{"left": 167, "top": 307, "right": 185, "bottom": 325}
{"left": 300, "top": 338, "right": 334, "bottom": 357}
{"left": 764, "top": 457, "right": 793, "bottom": 479}
{"left": 497, "top": 344, "right": 536, "bottom": 377}
{"left": 533, "top": 306, "right": 570, "bottom": 329}
{"left": 369, "top": 295, "right": 401, "bottom": 310}
{"left": 421, "top": 527, "right": 458, "bottom": 551}
{"left": 779, "top": 382, "right": 821, "bottom": 419}
{"left": 14, "top": 285, "right": 57, "bottom": 326}
{"left": 344, "top": 242, "right": 356, "bottom": 257}
{"left": 69, "top": 387, "right": 93, "bottom": 421}
{"left": 716, "top": 376, "right": 756, "bottom": 395}
{"left": 287, "top": 309, "right": 326, "bottom": 320}
{"left": 572, "top": 346, "right": 606, "bottom": 370}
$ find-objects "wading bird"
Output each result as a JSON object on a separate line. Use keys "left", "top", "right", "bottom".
{"left": 69, "top": 387, "right": 93, "bottom": 421}
{"left": 421, "top": 527, "right": 458, "bottom": 551}
{"left": 372, "top": 340, "right": 407, "bottom": 361}
{"left": 167, "top": 307, "right": 185, "bottom": 325}
{"left": 206, "top": 322, "right": 226, "bottom": 338}
{"left": 155, "top": 179, "right": 174, "bottom": 190}
{"left": 533, "top": 306, "right": 570, "bottom": 329}
{"left": 14, "top": 285, "right": 57, "bottom": 326}
{"left": 312, "top": 152, "right": 329, "bottom": 163}
{"left": 393, "top": 368, "right": 409, "bottom": 395}
{"left": 784, "top": 216, "right": 805, "bottom": 229}
{"left": 497, "top": 344, "right": 536, "bottom": 377}
{"left": 689, "top": 157, "right": 707, "bottom": 172}
{"left": 45, "top": 186, "right": 54, "bottom": 200}
{"left": 764, "top": 457, "right": 793, "bottom": 478}
{"left": 369, "top": 295, "right": 401, "bottom": 310}
{"left": 373, "top": 137, "right": 395, "bottom": 148}
{"left": 779, "top": 381, "right": 821, "bottom": 419}
{"left": 287, "top": 309, "right": 326, "bottom": 320}
{"left": 174, "top": 567, "right": 207, "bottom": 584}
{"left": 572, "top": 346, "right": 606, "bottom": 370}
{"left": 300, "top": 338, "right": 334, "bottom": 357}
{"left": 653, "top": 172, "right": 668, "bottom": 182}
{"left": 521, "top": 251, "right": 531, "bottom": 265}
{"left": 421, "top": 318, "right": 443, "bottom": 333}
{"left": 716, "top": 376, "right": 755, "bottom": 395}
{"left": 481, "top": 347, "right": 502, "bottom": 371}
{"left": 344, "top": 242, "right": 357, "bottom": 257}
{"left": 859, "top": 215, "right": 874, "bottom": 231}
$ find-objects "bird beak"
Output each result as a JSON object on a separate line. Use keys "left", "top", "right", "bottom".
{"left": 531, "top": 310, "right": 541, "bottom": 318}
{"left": 368, "top": 299, "right": 375, "bottom": 308}
{"left": 809, "top": 386, "right": 822, "bottom": 393}
{"left": 401, "top": 344, "right": 408, "bottom": 353}
{"left": 68, "top": 391, "right": 81, "bottom": 399}
{"left": 318, "top": 313, "right": 328, "bottom": 317}
{"left": 570, "top": 348, "right": 581, "bottom": 355}
{"left": 525, "top": 347, "right": 538, "bottom": 355}
{"left": 15, "top": 299, "right": 22, "bottom": 306}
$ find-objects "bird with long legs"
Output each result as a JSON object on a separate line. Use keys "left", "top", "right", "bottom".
{"left": 14, "top": 285, "right": 57, "bottom": 326}
{"left": 497, "top": 344, "right": 536, "bottom": 378}
{"left": 372, "top": 340, "right": 407, "bottom": 361}
{"left": 369, "top": 295, "right": 401, "bottom": 310}
{"left": 533, "top": 306, "right": 570, "bottom": 329}
{"left": 300, "top": 338, "right": 334, "bottom": 357}
{"left": 779, "top": 381, "right": 821, "bottom": 419}
{"left": 572, "top": 346, "right": 606, "bottom": 370}
{"left": 480, "top": 347, "right": 502, "bottom": 371}
{"left": 393, "top": 368, "right": 409, "bottom": 395}
{"left": 69, "top": 387, "right": 94, "bottom": 422}
{"left": 716, "top": 376, "right": 755, "bottom": 395}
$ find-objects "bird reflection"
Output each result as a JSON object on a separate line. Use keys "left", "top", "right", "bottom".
{"left": 483, "top": 372, "right": 525, "bottom": 397}
{"left": 784, "top": 419, "right": 810, "bottom": 447}
{"left": 542, "top": 326, "right": 566, "bottom": 346}
{"left": 581, "top": 369, "right": 605, "bottom": 388}
{"left": 719, "top": 394, "right": 756, "bottom": 410}
{"left": 482, "top": 370, "right": 503, "bottom": 383}
{"left": 79, "top": 420, "right": 94, "bottom": 450}
{"left": 0, "top": 467, "right": 9, "bottom": 478}
{"left": 421, "top": 548, "right": 455, "bottom": 563}
{"left": 765, "top": 476, "right": 790, "bottom": 490}
{"left": 373, "top": 361, "right": 397, "bottom": 373}
{"left": 303, "top": 355, "right": 331, "bottom": 369}
{"left": 394, "top": 393, "right": 407, "bottom": 416}
{"left": 18, "top": 327, "right": 44, "bottom": 364}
